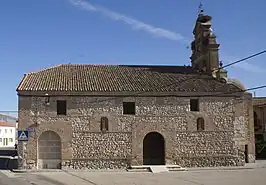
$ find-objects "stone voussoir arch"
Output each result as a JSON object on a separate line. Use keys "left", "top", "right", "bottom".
{"left": 143, "top": 131, "right": 166, "bottom": 165}
{"left": 37, "top": 130, "right": 62, "bottom": 169}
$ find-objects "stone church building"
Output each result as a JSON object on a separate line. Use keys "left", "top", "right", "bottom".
{"left": 17, "top": 11, "right": 255, "bottom": 170}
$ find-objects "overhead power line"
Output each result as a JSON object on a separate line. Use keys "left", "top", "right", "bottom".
{"left": 221, "top": 50, "right": 266, "bottom": 69}
{"left": 0, "top": 111, "right": 18, "bottom": 113}
{"left": 3, "top": 49, "right": 266, "bottom": 110}
{"left": 85, "top": 49, "right": 266, "bottom": 103}
{"left": 196, "top": 84, "right": 266, "bottom": 97}
{"left": 2, "top": 84, "right": 264, "bottom": 113}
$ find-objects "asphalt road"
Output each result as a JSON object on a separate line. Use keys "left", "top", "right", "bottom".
{"left": 1, "top": 161, "right": 266, "bottom": 185}
{"left": 0, "top": 171, "right": 30, "bottom": 185}
{"left": 0, "top": 171, "right": 65, "bottom": 185}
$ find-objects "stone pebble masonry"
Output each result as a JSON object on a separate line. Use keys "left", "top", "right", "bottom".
{"left": 17, "top": 96, "right": 255, "bottom": 170}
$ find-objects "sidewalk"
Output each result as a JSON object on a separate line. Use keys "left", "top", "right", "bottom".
{"left": 187, "top": 163, "right": 266, "bottom": 171}
{"left": 7, "top": 161, "right": 266, "bottom": 185}
{"left": 11, "top": 160, "right": 266, "bottom": 173}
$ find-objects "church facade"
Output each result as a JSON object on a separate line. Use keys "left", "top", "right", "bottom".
{"left": 17, "top": 11, "right": 255, "bottom": 170}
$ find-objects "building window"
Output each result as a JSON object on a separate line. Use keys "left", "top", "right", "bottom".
{"left": 190, "top": 99, "right": 199, "bottom": 111}
{"left": 123, "top": 102, "right": 135, "bottom": 115}
{"left": 197, "top": 117, "right": 205, "bottom": 131}
{"left": 0, "top": 138, "right": 2, "bottom": 142}
{"left": 10, "top": 129, "right": 12, "bottom": 133}
{"left": 9, "top": 138, "right": 13, "bottom": 142}
{"left": 57, "top": 100, "right": 67, "bottom": 115}
{"left": 5, "top": 129, "right": 7, "bottom": 133}
{"left": 100, "top": 117, "right": 109, "bottom": 131}
{"left": 3, "top": 138, "right": 8, "bottom": 146}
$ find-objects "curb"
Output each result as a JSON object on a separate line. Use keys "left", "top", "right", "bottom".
{"left": 186, "top": 165, "right": 266, "bottom": 172}
{"left": 11, "top": 169, "right": 65, "bottom": 173}
{"left": 186, "top": 167, "right": 255, "bottom": 171}
{"left": 10, "top": 165, "right": 266, "bottom": 173}
{"left": 11, "top": 169, "right": 28, "bottom": 173}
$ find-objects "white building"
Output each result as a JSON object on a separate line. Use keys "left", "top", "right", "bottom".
{"left": 0, "top": 120, "right": 17, "bottom": 148}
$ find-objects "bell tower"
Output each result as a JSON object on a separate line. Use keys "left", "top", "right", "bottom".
{"left": 190, "top": 4, "right": 220, "bottom": 73}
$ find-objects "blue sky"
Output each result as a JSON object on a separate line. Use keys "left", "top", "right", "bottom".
{"left": 0, "top": 0, "right": 266, "bottom": 114}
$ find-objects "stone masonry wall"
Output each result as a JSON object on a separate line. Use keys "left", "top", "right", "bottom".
{"left": 18, "top": 94, "right": 254, "bottom": 169}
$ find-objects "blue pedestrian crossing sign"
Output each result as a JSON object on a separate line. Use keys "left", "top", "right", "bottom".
{"left": 18, "top": 131, "right": 29, "bottom": 141}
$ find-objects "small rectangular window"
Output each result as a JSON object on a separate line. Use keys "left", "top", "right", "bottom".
{"left": 190, "top": 99, "right": 199, "bottom": 111}
{"left": 9, "top": 138, "right": 13, "bottom": 142}
{"left": 100, "top": 117, "right": 109, "bottom": 131}
{"left": 123, "top": 102, "right": 136, "bottom": 115}
{"left": 57, "top": 100, "right": 67, "bottom": 115}
{"left": 3, "top": 138, "right": 8, "bottom": 146}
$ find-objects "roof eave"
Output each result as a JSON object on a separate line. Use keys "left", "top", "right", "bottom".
{"left": 16, "top": 74, "right": 29, "bottom": 92}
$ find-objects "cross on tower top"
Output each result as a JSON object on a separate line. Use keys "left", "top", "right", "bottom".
{"left": 191, "top": 4, "right": 221, "bottom": 73}
{"left": 198, "top": 2, "right": 204, "bottom": 15}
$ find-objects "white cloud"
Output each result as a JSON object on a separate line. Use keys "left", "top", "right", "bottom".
{"left": 69, "top": 0, "right": 264, "bottom": 73}
{"left": 68, "top": 0, "right": 188, "bottom": 43}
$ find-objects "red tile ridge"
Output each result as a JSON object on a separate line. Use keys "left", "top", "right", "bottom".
{"left": 0, "top": 121, "right": 16, "bottom": 127}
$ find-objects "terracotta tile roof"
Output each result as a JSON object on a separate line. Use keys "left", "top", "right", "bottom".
{"left": 17, "top": 64, "right": 240, "bottom": 93}
{"left": 253, "top": 97, "right": 266, "bottom": 106}
{"left": 0, "top": 121, "right": 15, "bottom": 127}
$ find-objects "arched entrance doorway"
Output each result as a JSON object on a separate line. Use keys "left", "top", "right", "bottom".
{"left": 38, "top": 131, "right": 61, "bottom": 169}
{"left": 143, "top": 132, "right": 165, "bottom": 165}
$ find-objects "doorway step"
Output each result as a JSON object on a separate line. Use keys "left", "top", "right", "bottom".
{"left": 127, "top": 165, "right": 187, "bottom": 173}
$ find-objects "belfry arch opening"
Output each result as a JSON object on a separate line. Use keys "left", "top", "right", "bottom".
{"left": 143, "top": 132, "right": 165, "bottom": 165}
